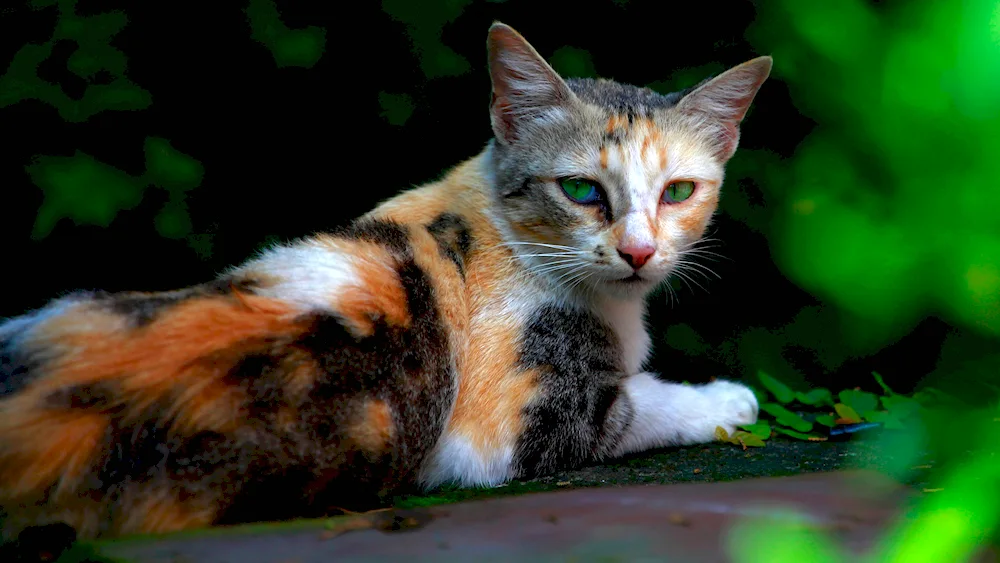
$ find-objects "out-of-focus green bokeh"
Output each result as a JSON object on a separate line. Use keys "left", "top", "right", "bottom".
{"left": 747, "top": 0, "right": 1000, "bottom": 343}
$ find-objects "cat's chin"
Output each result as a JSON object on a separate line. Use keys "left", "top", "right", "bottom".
{"left": 592, "top": 274, "right": 660, "bottom": 300}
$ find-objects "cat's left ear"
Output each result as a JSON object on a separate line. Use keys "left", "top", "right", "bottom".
{"left": 676, "top": 56, "right": 773, "bottom": 161}
{"left": 487, "top": 22, "right": 575, "bottom": 144}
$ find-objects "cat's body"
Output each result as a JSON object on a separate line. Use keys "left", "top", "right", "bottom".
{"left": 0, "top": 23, "right": 771, "bottom": 540}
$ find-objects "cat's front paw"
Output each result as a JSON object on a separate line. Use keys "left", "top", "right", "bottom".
{"left": 699, "top": 379, "right": 759, "bottom": 435}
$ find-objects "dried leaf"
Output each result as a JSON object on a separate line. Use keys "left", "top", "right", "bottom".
{"left": 715, "top": 425, "right": 731, "bottom": 442}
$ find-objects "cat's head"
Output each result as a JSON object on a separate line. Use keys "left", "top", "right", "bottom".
{"left": 486, "top": 22, "right": 771, "bottom": 301}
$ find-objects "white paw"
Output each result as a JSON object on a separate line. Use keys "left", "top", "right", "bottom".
{"left": 699, "top": 379, "right": 759, "bottom": 434}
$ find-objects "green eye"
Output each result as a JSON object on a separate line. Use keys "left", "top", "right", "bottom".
{"left": 559, "top": 178, "right": 602, "bottom": 204}
{"left": 663, "top": 181, "right": 696, "bottom": 203}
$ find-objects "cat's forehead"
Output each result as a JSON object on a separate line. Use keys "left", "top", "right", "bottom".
{"left": 564, "top": 78, "right": 689, "bottom": 116}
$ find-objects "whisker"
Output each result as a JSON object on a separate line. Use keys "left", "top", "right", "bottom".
{"left": 670, "top": 268, "right": 698, "bottom": 294}
{"left": 530, "top": 264, "right": 582, "bottom": 277}
{"left": 501, "top": 242, "right": 588, "bottom": 253}
{"left": 676, "top": 259, "right": 722, "bottom": 280}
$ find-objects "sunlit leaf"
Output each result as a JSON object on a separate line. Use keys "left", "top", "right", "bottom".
{"left": 834, "top": 403, "right": 863, "bottom": 423}
{"left": 715, "top": 425, "right": 731, "bottom": 442}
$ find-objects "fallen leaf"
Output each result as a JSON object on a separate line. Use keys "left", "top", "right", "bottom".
{"left": 667, "top": 513, "right": 692, "bottom": 527}
{"left": 714, "top": 426, "right": 730, "bottom": 442}
{"left": 834, "top": 403, "right": 863, "bottom": 423}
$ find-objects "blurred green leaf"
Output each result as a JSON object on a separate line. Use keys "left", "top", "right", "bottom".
{"left": 882, "top": 394, "right": 922, "bottom": 421}
{"left": 759, "top": 371, "right": 796, "bottom": 404}
{"left": 839, "top": 389, "right": 879, "bottom": 416}
{"left": 27, "top": 151, "right": 146, "bottom": 239}
{"left": 872, "top": 371, "right": 895, "bottom": 395}
{"left": 815, "top": 414, "right": 836, "bottom": 427}
{"left": 772, "top": 427, "right": 825, "bottom": 441}
{"left": 761, "top": 403, "right": 813, "bottom": 432}
{"left": 740, "top": 422, "right": 773, "bottom": 440}
{"left": 796, "top": 388, "right": 834, "bottom": 407}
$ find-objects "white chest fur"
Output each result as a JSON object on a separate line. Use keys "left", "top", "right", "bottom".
{"left": 593, "top": 297, "right": 651, "bottom": 375}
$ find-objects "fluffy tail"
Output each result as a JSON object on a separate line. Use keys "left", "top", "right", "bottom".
{"left": 0, "top": 218, "right": 461, "bottom": 540}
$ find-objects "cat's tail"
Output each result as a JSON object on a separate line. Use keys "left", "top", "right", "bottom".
{"left": 0, "top": 218, "right": 462, "bottom": 541}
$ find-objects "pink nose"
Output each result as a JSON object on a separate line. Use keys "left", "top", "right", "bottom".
{"left": 617, "top": 244, "right": 656, "bottom": 270}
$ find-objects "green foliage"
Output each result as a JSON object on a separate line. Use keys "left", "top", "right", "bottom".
{"left": 380, "top": 0, "right": 471, "bottom": 78}
{"left": 549, "top": 46, "right": 597, "bottom": 78}
{"left": 0, "top": 0, "right": 151, "bottom": 122}
{"left": 718, "top": 371, "right": 928, "bottom": 447}
{"left": 745, "top": 0, "right": 1000, "bottom": 341}
{"left": 28, "top": 151, "right": 146, "bottom": 239}
{"left": 28, "top": 138, "right": 210, "bottom": 254}
{"left": 245, "top": 0, "right": 326, "bottom": 68}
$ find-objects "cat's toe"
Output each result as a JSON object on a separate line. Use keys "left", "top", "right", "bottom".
{"left": 701, "top": 379, "right": 759, "bottom": 430}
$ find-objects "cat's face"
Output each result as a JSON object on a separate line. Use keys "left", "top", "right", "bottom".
{"left": 486, "top": 23, "right": 771, "bottom": 300}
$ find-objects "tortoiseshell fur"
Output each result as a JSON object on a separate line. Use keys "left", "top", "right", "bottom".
{"left": 0, "top": 23, "right": 772, "bottom": 541}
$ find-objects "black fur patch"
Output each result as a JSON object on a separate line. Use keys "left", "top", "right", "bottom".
{"left": 426, "top": 213, "right": 472, "bottom": 278}
{"left": 102, "top": 277, "right": 256, "bottom": 327}
{"left": 514, "top": 305, "right": 632, "bottom": 477}
{"left": 0, "top": 331, "right": 56, "bottom": 398}
{"left": 43, "top": 381, "right": 121, "bottom": 410}
{"left": 335, "top": 218, "right": 410, "bottom": 256}
{"left": 0, "top": 336, "right": 30, "bottom": 397}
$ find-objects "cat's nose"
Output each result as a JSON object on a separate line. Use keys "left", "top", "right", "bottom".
{"left": 616, "top": 244, "right": 656, "bottom": 270}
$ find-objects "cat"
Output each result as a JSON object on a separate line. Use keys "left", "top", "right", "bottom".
{"left": 0, "top": 22, "right": 771, "bottom": 541}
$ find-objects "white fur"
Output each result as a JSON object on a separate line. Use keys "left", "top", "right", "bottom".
{"left": 593, "top": 296, "right": 651, "bottom": 375}
{"left": 231, "top": 242, "right": 360, "bottom": 312}
{"left": 610, "top": 373, "right": 759, "bottom": 457}
{"left": 419, "top": 432, "right": 515, "bottom": 489}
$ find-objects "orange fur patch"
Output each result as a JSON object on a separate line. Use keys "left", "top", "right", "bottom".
{"left": 0, "top": 410, "right": 107, "bottom": 498}
{"left": 676, "top": 192, "right": 720, "bottom": 235}
{"left": 606, "top": 115, "right": 621, "bottom": 134}
{"left": 118, "top": 490, "right": 217, "bottom": 536}
{"left": 599, "top": 146, "right": 608, "bottom": 169}
{"left": 351, "top": 399, "right": 395, "bottom": 454}
{"left": 332, "top": 243, "right": 411, "bottom": 338}
{"left": 14, "top": 293, "right": 307, "bottom": 442}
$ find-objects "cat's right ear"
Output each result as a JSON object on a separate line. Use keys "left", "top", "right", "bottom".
{"left": 487, "top": 23, "right": 574, "bottom": 144}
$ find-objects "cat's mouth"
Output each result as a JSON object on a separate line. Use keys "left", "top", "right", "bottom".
{"left": 616, "top": 273, "right": 645, "bottom": 284}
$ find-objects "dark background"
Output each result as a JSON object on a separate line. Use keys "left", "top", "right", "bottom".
{"left": 1, "top": 0, "right": 996, "bottom": 402}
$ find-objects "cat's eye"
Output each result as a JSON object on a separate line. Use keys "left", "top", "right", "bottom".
{"left": 559, "top": 178, "right": 603, "bottom": 204}
{"left": 662, "top": 181, "right": 696, "bottom": 204}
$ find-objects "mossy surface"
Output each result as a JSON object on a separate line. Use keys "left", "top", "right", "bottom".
{"left": 60, "top": 432, "right": 935, "bottom": 563}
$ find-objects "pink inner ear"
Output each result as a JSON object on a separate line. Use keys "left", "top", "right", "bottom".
{"left": 491, "top": 95, "right": 519, "bottom": 143}
{"left": 714, "top": 122, "right": 740, "bottom": 161}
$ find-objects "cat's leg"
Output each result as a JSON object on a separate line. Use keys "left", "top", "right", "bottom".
{"left": 609, "top": 372, "right": 759, "bottom": 457}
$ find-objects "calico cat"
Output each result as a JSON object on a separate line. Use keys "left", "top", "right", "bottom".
{"left": 0, "top": 22, "right": 771, "bottom": 540}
